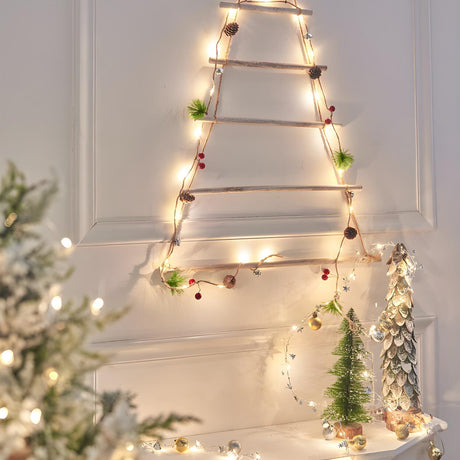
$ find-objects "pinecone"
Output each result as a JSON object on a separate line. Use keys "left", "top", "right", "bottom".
{"left": 179, "top": 191, "right": 195, "bottom": 203}
{"left": 224, "top": 22, "right": 239, "bottom": 37}
{"left": 308, "top": 65, "right": 322, "bottom": 79}
{"left": 344, "top": 226, "right": 358, "bottom": 240}
{"left": 223, "top": 274, "right": 236, "bottom": 289}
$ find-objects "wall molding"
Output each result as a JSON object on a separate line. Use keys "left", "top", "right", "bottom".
{"left": 73, "top": 0, "right": 435, "bottom": 246}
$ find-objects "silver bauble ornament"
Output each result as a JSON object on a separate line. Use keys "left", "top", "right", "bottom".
{"left": 428, "top": 441, "right": 443, "bottom": 460}
{"left": 228, "top": 440, "right": 242, "bottom": 455}
{"left": 369, "top": 325, "right": 384, "bottom": 343}
{"left": 322, "top": 421, "right": 337, "bottom": 440}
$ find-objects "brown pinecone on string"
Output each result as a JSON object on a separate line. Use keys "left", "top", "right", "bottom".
{"left": 224, "top": 22, "right": 239, "bottom": 36}
{"left": 180, "top": 191, "right": 195, "bottom": 203}
{"left": 223, "top": 274, "right": 236, "bottom": 289}
{"left": 309, "top": 65, "right": 322, "bottom": 79}
{"left": 344, "top": 226, "right": 358, "bottom": 240}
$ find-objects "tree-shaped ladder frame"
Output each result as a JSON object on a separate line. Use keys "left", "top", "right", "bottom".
{"left": 160, "top": 1, "right": 380, "bottom": 293}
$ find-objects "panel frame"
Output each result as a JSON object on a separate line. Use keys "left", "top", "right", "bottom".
{"left": 72, "top": 0, "right": 434, "bottom": 247}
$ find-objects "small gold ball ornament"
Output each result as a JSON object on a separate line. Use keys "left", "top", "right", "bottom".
{"left": 395, "top": 423, "right": 410, "bottom": 440}
{"left": 349, "top": 434, "right": 367, "bottom": 451}
{"left": 308, "top": 312, "right": 322, "bottom": 331}
{"left": 174, "top": 437, "right": 189, "bottom": 453}
{"left": 428, "top": 441, "right": 443, "bottom": 460}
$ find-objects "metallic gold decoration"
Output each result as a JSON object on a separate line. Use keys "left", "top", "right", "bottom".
{"left": 174, "top": 437, "right": 189, "bottom": 453}
{"left": 308, "top": 312, "right": 322, "bottom": 331}
{"left": 395, "top": 423, "right": 409, "bottom": 440}
{"left": 428, "top": 441, "right": 443, "bottom": 460}
{"left": 349, "top": 434, "right": 367, "bottom": 450}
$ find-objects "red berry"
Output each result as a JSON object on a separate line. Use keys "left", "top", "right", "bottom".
{"left": 324, "top": 118, "right": 332, "bottom": 125}
{"left": 328, "top": 105, "right": 336, "bottom": 112}
{"left": 189, "top": 278, "right": 195, "bottom": 285}
{"left": 198, "top": 162, "right": 206, "bottom": 169}
{"left": 321, "top": 274, "right": 328, "bottom": 281}
{"left": 198, "top": 152, "right": 205, "bottom": 159}
{"left": 323, "top": 268, "right": 330, "bottom": 275}
{"left": 195, "top": 292, "right": 202, "bottom": 300}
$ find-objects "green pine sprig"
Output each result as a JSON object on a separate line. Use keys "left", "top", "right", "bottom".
{"left": 187, "top": 99, "right": 207, "bottom": 120}
{"left": 320, "top": 299, "right": 343, "bottom": 316}
{"left": 166, "top": 270, "right": 187, "bottom": 295}
{"left": 333, "top": 149, "right": 354, "bottom": 170}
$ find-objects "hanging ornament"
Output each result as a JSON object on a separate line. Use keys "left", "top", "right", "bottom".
{"left": 195, "top": 292, "right": 202, "bottom": 300}
{"left": 395, "top": 423, "right": 410, "bottom": 440}
{"left": 305, "top": 32, "right": 313, "bottom": 39}
{"left": 308, "top": 312, "right": 322, "bottom": 331}
{"left": 198, "top": 152, "right": 205, "bottom": 159}
{"left": 344, "top": 226, "right": 358, "bottom": 240}
{"left": 216, "top": 67, "right": 224, "bottom": 75}
{"left": 349, "top": 434, "right": 367, "bottom": 451}
{"left": 369, "top": 325, "right": 384, "bottom": 343}
{"left": 223, "top": 275, "right": 236, "bottom": 289}
{"left": 308, "top": 65, "right": 322, "bottom": 79}
{"left": 198, "top": 162, "right": 206, "bottom": 169}
{"left": 428, "top": 441, "right": 443, "bottom": 460}
{"left": 228, "top": 440, "right": 242, "bottom": 455}
{"left": 174, "top": 437, "right": 189, "bottom": 453}
{"left": 188, "top": 278, "right": 195, "bottom": 285}
{"left": 322, "top": 421, "right": 337, "bottom": 440}
{"left": 328, "top": 105, "right": 336, "bottom": 112}
{"left": 224, "top": 22, "right": 239, "bottom": 36}
{"left": 324, "top": 118, "right": 332, "bottom": 125}
{"left": 321, "top": 273, "right": 328, "bottom": 280}
{"left": 179, "top": 191, "right": 195, "bottom": 203}
{"left": 253, "top": 269, "right": 261, "bottom": 276}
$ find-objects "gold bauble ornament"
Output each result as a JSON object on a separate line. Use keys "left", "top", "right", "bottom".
{"left": 395, "top": 423, "right": 410, "bottom": 440}
{"left": 428, "top": 441, "right": 443, "bottom": 460}
{"left": 174, "top": 437, "right": 189, "bottom": 453}
{"left": 308, "top": 313, "right": 322, "bottom": 331}
{"left": 349, "top": 434, "right": 367, "bottom": 451}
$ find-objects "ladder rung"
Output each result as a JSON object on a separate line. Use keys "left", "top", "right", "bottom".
{"left": 220, "top": 2, "right": 312, "bottom": 16}
{"left": 189, "top": 185, "right": 363, "bottom": 195}
{"left": 182, "top": 254, "right": 381, "bottom": 272}
{"left": 200, "top": 116, "right": 341, "bottom": 128}
{"left": 209, "top": 58, "right": 327, "bottom": 72}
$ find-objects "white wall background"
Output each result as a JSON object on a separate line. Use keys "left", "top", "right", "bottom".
{"left": 0, "top": 0, "right": 458, "bottom": 458}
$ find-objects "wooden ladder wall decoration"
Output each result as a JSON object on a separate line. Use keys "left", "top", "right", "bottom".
{"left": 160, "top": 0, "right": 380, "bottom": 296}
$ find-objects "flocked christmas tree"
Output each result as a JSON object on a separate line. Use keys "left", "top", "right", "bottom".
{"left": 0, "top": 163, "right": 196, "bottom": 459}
{"left": 322, "top": 308, "right": 371, "bottom": 435}
{"left": 379, "top": 243, "right": 421, "bottom": 426}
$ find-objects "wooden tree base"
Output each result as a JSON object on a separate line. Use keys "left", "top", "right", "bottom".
{"left": 384, "top": 407, "right": 429, "bottom": 432}
{"left": 8, "top": 449, "right": 31, "bottom": 460}
{"left": 334, "top": 422, "right": 363, "bottom": 439}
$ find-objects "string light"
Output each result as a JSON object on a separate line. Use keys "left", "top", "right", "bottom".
{"left": 46, "top": 368, "right": 59, "bottom": 386}
{"left": 238, "top": 251, "right": 250, "bottom": 264}
{"left": 30, "top": 408, "right": 42, "bottom": 425}
{"left": 0, "top": 407, "right": 8, "bottom": 420}
{"left": 193, "top": 125, "right": 203, "bottom": 139}
{"left": 0, "top": 349, "right": 14, "bottom": 366}
{"left": 91, "top": 297, "right": 104, "bottom": 315}
{"left": 126, "top": 443, "right": 135, "bottom": 452}
{"left": 60, "top": 237, "right": 72, "bottom": 249}
{"left": 51, "top": 295, "right": 62, "bottom": 311}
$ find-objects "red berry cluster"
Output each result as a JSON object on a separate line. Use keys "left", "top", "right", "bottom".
{"left": 198, "top": 152, "right": 205, "bottom": 169}
{"left": 324, "top": 106, "right": 336, "bottom": 126}
{"left": 321, "top": 268, "right": 330, "bottom": 281}
{"left": 189, "top": 278, "right": 202, "bottom": 300}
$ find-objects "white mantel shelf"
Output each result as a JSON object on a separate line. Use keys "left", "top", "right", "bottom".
{"left": 141, "top": 418, "right": 447, "bottom": 460}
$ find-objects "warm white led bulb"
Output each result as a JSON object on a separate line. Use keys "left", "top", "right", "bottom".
{"left": 91, "top": 297, "right": 104, "bottom": 315}
{"left": 1, "top": 349, "right": 14, "bottom": 366}
{"left": 238, "top": 251, "right": 250, "bottom": 264}
{"left": 194, "top": 125, "right": 203, "bottom": 139}
{"left": 125, "top": 442, "right": 134, "bottom": 452}
{"left": 51, "top": 295, "right": 62, "bottom": 311}
{"left": 46, "top": 368, "right": 59, "bottom": 385}
{"left": 60, "top": 237, "right": 72, "bottom": 249}
{"left": 30, "top": 408, "right": 42, "bottom": 425}
{"left": 0, "top": 407, "right": 8, "bottom": 420}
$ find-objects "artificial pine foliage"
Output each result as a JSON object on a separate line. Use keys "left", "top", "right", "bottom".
{"left": 166, "top": 270, "right": 187, "bottom": 295}
{"left": 380, "top": 243, "right": 421, "bottom": 411}
{"left": 187, "top": 99, "right": 207, "bottom": 120}
{"left": 322, "top": 308, "right": 372, "bottom": 425}
{"left": 0, "top": 163, "right": 197, "bottom": 459}
{"left": 333, "top": 149, "right": 354, "bottom": 170}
